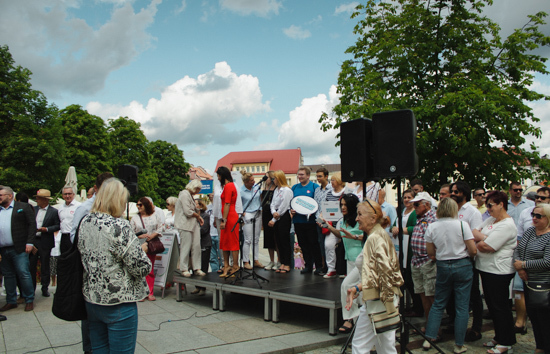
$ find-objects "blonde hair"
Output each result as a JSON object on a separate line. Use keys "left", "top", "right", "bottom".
{"left": 274, "top": 170, "right": 289, "bottom": 188}
{"left": 241, "top": 170, "right": 254, "bottom": 182}
{"left": 359, "top": 199, "right": 390, "bottom": 229}
{"left": 534, "top": 204, "right": 550, "bottom": 228}
{"left": 91, "top": 178, "right": 128, "bottom": 218}
{"left": 186, "top": 179, "right": 203, "bottom": 192}
{"left": 436, "top": 197, "right": 458, "bottom": 219}
{"left": 166, "top": 196, "right": 177, "bottom": 206}
{"left": 331, "top": 172, "right": 345, "bottom": 188}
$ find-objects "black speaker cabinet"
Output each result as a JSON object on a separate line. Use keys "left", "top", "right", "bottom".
{"left": 372, "top": 109, "right": 418, "bottom": 178}
{"left": 118, "top": 164, "right": 139, "bottom": 195}
{"left": 340, "top": 118, "right": 374, "bottom": 182}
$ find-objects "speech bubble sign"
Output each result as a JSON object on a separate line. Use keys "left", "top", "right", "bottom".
{"left": 290, "top": 196, "right": 319, "bottom": 216}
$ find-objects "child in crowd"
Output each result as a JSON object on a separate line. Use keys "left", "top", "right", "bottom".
{"left": 294, "top": 243, "right": 304, "bottom": 270}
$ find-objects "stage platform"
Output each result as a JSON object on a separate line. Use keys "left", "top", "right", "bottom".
{"left": 172, "top": 268, "right": 344, "bottom": 335}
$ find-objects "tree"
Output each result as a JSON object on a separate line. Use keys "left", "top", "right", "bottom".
{"left": 320, "top": 0, "right": 550, "bottom": 192}
{"left": 149, "top": 140, "right": 190, "bottom": 207}
{"left": 59, "top": 105, "right": 113, "bottom": 191}
{"left": 0, "top": 45, "right": 67, "bottom": 195}
{"left": 107, "top": 116, "right": 159, "bottom": 203}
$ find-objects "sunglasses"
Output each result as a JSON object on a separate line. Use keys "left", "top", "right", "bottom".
{"left": 475, "top": 193, "right": 485, "bottom": 197}
{"left": 513, "top": 188, "right": 523, "bottom": 193}
{"left": 486, "top": 202, "right": 495, "bottom": 208}
{"left": 535, "top": 195, "right": 548, "bottom": 200}
{"left": 531, "top": 212, "right": 545, "bottom": 219}
{"left": 451, "top": 190, "right": 460, "bottom": 194}
{"left": 136, "top": 203, "right": 143, "bottom": 206}
{"left": 413, "top": 201, "right": 423, "bottom": 207}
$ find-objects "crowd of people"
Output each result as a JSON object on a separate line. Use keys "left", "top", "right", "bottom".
{"left": 1, "top": 169, "right": 550, "bottom": 354}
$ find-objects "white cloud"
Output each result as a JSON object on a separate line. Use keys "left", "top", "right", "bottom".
{"left": 175, "top": 0, "right": 187, "bottom": 14}
{"left": 334, "top": 2, "right": 359, "bottom": 15}
{"left": 219, "top": 0, "right": 281, "bottom": 17}
{"left": 283, "top": 25, "right": 311, "bottom": 40}
{"left": 258, "top": 85, "right": 341, "bottom": 163}
{"left": 0, "top": 0, "right": 160, "bottom": 98}
{"left": 86, "top": 61, "right": 270, "bottom": 146}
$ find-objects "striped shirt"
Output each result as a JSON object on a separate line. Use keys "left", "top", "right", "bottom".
{"left": 513, "top": 226, "right": 550, "bottom": 282}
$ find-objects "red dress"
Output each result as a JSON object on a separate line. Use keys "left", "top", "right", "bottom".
{"left": 220, "top": 182, "right": 240, "bottom": 251}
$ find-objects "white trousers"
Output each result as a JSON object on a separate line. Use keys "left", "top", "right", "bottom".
{"left": 178, "top": 228, "right": 201, "bottom": 272}
{"left": 352, "top": 304, "right": 398, "bottom": 354}
{"left": 242, "top": 212, "right": 262, "bottom": 263}
{"left": 341, "top": 266, "right": 362, "bottom": 320}
{"left": 325, "top": 233, "right": 340, "bottom": 273}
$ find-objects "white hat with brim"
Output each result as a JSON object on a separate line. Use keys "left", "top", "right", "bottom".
{"left": 410, "top": 192, "right": 432, "bottom": 206}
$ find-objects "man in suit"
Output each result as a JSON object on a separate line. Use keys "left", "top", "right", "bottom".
{"left": 0, "top": 186, "right": 36, "bottom": 312}
{"left": 29, "top": 189, "right": 60, "bottom": 297}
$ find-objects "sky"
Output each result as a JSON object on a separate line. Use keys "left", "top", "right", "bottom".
{"left": 1, "top": 0, "right": 549, "bottom": 175}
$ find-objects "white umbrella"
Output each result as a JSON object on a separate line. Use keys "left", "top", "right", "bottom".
{"left": 64, "top": 166, "right": 78, "bottom": 194}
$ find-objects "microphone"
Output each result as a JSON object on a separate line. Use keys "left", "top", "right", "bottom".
{"left": 254, "top": 175, "right": 268, "bottom": 187}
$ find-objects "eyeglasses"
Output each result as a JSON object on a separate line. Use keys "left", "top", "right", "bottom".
{"left": 535, "top": 195, "right": 548, "bottom": 200}
{"left": 486, "top": 202, "right": 495, "bottom": 208}
{"left": 62, "top": 193, "right": 74, "bottom": 196}
{"left": 136, "top": 203, "right": 143, "bottom": 206}
{"left": 513, "top": 188, "right": 523, "bottom": 193}
{"left": 531, "top": 212, "right": 545, "bottom": 219}
{"left": 413, "top": 201, "right": 423, "bottom": 207}
{"left": 451, "top": 190, "right": 460, "bottom": 194}
{"left": 475, "top": 193, "right": 485, "bottom": 197}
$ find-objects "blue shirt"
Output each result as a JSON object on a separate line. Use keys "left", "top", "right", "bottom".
{"left": 508, "top": 198, "right": 535, "bottom": 227}
{"left": 71, "top": 194, "right": 95, "bottom": 243}
{"left": 0, "top": 200, "right": 14, "bottom": 247}
{"left": 381, "top": 201, "right": 398, "bottom": 236}
{"left": 292, "top": 181, "right": 319, "bottom": 223}
{"left": 240, "top": 184, "right": 261, "bottom": 212}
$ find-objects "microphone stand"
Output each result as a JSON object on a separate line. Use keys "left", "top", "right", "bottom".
{"left": 227, "top": 178, "right": 270, "bottom": 287}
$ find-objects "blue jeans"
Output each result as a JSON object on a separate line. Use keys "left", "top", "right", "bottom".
{"left": 0, "top": 247, "right": 35, "bottom": 304}
{"left": 209, "top": 236, "right": 222, "bottom": 272}
{"left": 85, "top": 302, "right": 138, "bottom": 354}
{"left": 426, "top": 257, "right": 473, "bottom": 346}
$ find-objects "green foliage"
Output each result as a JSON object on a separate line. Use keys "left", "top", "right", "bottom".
{"left": 320, "top": 0, "right": 550, "bottom": 192}
{"left": 107, "top": 117, "right": 160, "bottom": 203}
{"left": 149, "top": 140, "right": 190, "bottom": 207}
{"left": 0, "top": 45, "right": 67, "bottom": 195}
{"left": 59, "top": 104, "right": 113, "bottom": 190}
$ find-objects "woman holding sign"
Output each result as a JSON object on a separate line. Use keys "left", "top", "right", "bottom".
{"left": 216, "top": 166, "right": 240, "bottom": 278}
{"left": 268, "top": 170, "right": 294, "bottom": 273}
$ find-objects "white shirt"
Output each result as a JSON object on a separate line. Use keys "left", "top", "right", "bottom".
{"left": 516, "top": 206, "right": 535, "bottom": 240}
{"left": 457, "top": 202, "right": 482, "bottom": 230}
{"left": 36, "top": 205, "right": 48, "bottom": 236}
{"left": 475, "top": 217, "right": 517, "bottom": 275}
{"left": 154, "top": 206, "right": 165, "bottom": 224}
{"left": 58, "top": 200, "right": 82, "bottom": 234}
{"left": 425, "top": 218, "right": 473, "bottom": 261}
{"left": 270, "top": 186, "right": 293, "bottom": 223}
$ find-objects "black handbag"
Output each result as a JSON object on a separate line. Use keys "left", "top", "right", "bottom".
{"left": 524, "top": 281, "right": 550, "bottom": 309}
{"left": 52, "top": 219, "right": 87, "bottom": 321}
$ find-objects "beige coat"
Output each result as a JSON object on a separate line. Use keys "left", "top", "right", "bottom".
{"left": 174, "top": 189, "right": 199, "bottom": 232}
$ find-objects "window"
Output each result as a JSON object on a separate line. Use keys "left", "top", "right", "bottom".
{"left": 262, "top": 166, "right": 265, "bottom": 172}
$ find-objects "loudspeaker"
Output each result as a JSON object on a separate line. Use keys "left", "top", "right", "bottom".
{"left": 372, "top": 109, "right": 418, "bottom": 178}
{"left": 118, "top": 164, "right": 139, "bottom": 195}
{"left": 340, "top": 118, "right": 374, "bottom": 182}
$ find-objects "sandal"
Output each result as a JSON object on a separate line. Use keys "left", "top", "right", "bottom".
{"left": 279, "top": 268, "right": 291, "bottom": 273}
{"left": 483, "top": 340, "right": 498, "bottom": 348}
{"left": 339, "top": 319, "right": 354, "bottom": 334}
{"left": 487, "top": 345, "right": 513, "bottom": 354}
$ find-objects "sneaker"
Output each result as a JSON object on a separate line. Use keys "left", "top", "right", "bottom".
{"left": 323, "top": 271, "right": 337, "bottom": 279}
{"left": 194, "top": 269, "right": 206, "bottom": 276}
{"left": 275, "top": 262, "right": 281, "bottom": 269}
{"left": 422, "top": 340, "right": 431, "bottom": 351}
{"left": 454, "top": 345, "right": 467, "bottom": 354}
{"left": 264, "top": 261, "right": 274, "bottom": 270}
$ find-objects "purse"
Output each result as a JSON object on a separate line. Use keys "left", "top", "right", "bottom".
{"left": 139, "top": 214, "right": 165, "bottom": 255}
{"left": 147, "top": 237, "right": 165, "bottom": 255}
{"left": 52, "top": 219, "right": 87, "bottom": 321}
{"left": 366, "top": 296, "right": 401, "bottom": 334}
{"left": 524, "top": 281, "right": 550, "bottom": 309}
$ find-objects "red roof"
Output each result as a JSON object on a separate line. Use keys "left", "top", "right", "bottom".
{"left": 215, "top": 149, "right": 302, "bottom": 174}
